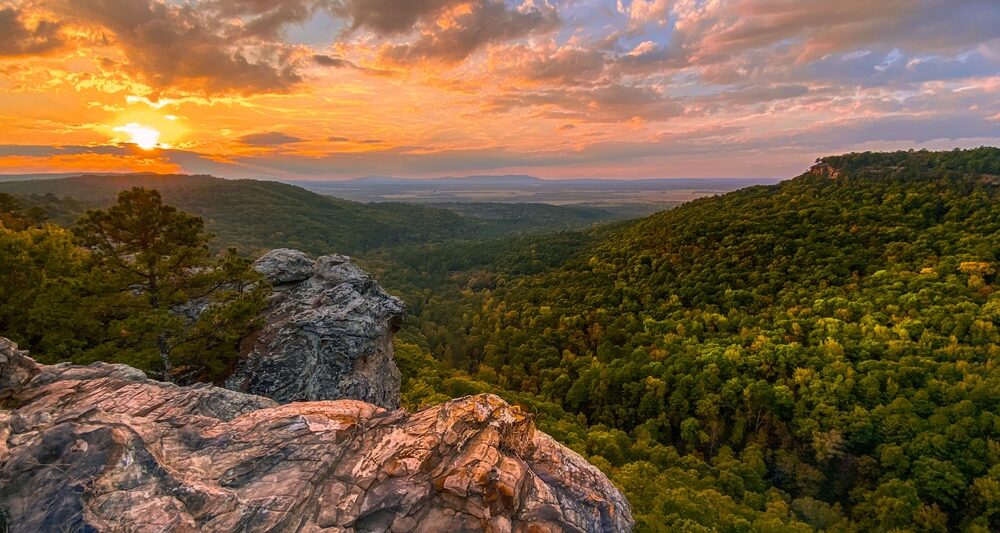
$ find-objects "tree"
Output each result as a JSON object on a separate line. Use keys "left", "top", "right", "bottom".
{"left": 74, "top": 188, "right": 267, "bottom": 382}
{"left": 0, "top": 192, "right": 45, "bottom": 230}
{"left": 0, "top": 223, "right": 86, "bottom": 351}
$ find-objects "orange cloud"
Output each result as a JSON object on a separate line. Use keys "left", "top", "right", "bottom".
{"left": 0, "top": 0, "right": 995, "bottom": 180}
{"left": 0, "top": 6, "right": 66, "bottom": 57}
{"left": 0, "top": 153, "right": 181, "bottom": 174}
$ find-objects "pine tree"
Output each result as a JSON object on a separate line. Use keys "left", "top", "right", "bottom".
{"left": 74, "top": 188, "right": 267, "bottom": 382}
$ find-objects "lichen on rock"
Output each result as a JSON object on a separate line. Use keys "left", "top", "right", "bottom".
{"left": 0, "top": 341, "right": 634, "bottom": 532}
{"left": 226, "top": 249, "right": 405, "bottom": 409}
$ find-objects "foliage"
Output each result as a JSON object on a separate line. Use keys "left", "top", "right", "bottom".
{"left": 379, "top": 148, "right": 1000, "bottom": 531}
{"left": 1, "top": 188, "right": 267, "bottom": 383}
{"left": 0, "top": 220, "right": 88, "bottom": 355}
{"left": 0, "top": 192, "right": 46, "bottom": 230}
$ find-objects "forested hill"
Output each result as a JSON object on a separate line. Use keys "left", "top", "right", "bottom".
{"left": 603, "top": 147, "right": 1000, "bottom": 308}
{"left": 395, "top": 148, "right": 1000, "bottom": 531}
{"left": 0, "top": 173, "right": 623, "bottom": 255}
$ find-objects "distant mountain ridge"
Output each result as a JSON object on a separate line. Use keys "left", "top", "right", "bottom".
{"left": 342, "top": 174, "right": 545, "bottom": 186}
{"left": 0, "top": 173, "right": 482, "bottom": 255}
{"left": 0, "top": 173, "right": 630, "bottom": 255}
{"left": 294, "top": 175, "right": 770, "bottom": 188}
{"left": 0, "top": 172, "right": 99, "bottom": 182}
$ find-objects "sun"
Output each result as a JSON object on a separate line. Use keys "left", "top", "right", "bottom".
{"left": 113, "top": 123, "right": 164, "bottom": 150}
{"left": 111, "top": 104, "right": 184, "bottom": 150}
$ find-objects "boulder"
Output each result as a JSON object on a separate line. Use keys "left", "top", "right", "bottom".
{"left": 0, "top": 344, "right": 634, "bottom": 532}
{"left": 253, "top": 248, "right": 315, "bottom": 285}
{"left": 226, "top": 250, "right": 404, "bottom": 409}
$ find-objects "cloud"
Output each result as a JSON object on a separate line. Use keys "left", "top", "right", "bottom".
{"left": 203, "top": 0, "right": 329, "bottom": 39}
{"left": 618, "top": 0, "right": 671, "bottom": 28}
{"left": 668, "top": 0, "right": 1000, "bottom": 66}
{"left": 238, "top": 132, "right": 306, "bottom": 145}
{"left": 0, "top": 144, "right": 152, "bottom": 157}
{"left": 333, "top": 0, "right": 462, "bottom": 35}
{"left": 50, "top": 0, "right": 307, "bottom": 94}
{"left": 0, "top": 7, "right": 64, "bottom": 57}
{"left": 20, "top": 0, "right": 563, "bottom": 91}
{"left": 745, "top": 112, "right": 1000, "bottom": 151}
{"left": 600, "top": 0, "right": 1000, "bottom": 96}
{"left": 325, "top": 136, "right": 382, "bottom": 144}
{"left": 508, "top": 44, "right": 607, "bottom": 85}
{"left": 795, "top": 48, "right": 1000, "bottom": 88}
{"left": 377, "top": 1, "right": 561, "bottom": 64}
{"left": 313, "top": 54, "right": 349, "bottom": 67}
{"left": 126, "top": 95, "right": 180, "bottom": 109}
{"left": 708, "top": 84, "right": 811, "bottom": 107}
{"left": 487, "top": 83, "right": 684, "bottom": 123}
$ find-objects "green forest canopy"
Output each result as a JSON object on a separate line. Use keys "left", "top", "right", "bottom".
{"left": 382, "top": 148, "right": 1000, "bottom": 531}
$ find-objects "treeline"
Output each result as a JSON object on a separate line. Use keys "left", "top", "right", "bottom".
{"left": 817, "top": 147, "right": 1000, "bottom": 177}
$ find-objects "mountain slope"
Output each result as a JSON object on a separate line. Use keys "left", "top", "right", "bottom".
{"left": 397, "top": 148, "right": 1000, "bottom": 531}
{"left": 0, "top": 174, "right": 622, "bottom": 255}
{"left": 0, "top": 174, "right": 475, "bottom": 254}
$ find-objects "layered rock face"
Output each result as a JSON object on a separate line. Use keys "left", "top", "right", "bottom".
{"left": 226, "top": 249, "right": 405, "bottom": 409}
{"left": 0, "top": 338, "right": 634, "bottom": 532}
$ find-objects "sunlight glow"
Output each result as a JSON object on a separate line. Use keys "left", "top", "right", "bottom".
{"left": 113, "top": 123, "right": 163, "bottom": 150}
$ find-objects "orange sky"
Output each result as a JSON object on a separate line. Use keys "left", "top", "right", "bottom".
{"left": 1, "top": 0, "right": 998, "bottom": 179}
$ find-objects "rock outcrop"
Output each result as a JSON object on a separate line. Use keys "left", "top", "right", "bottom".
{"left": 0, "top": 339, "right": 634, "bottom": 532}
{"left": 809, "top": 162, "right": 842, "bottom": 179}
{"left": 226, "top": 249, "right": 405, "bottom": 409}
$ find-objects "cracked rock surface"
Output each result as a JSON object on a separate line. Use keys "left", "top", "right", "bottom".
{"left": 226, "top": 249, "right": 405, "bottom": 409}
{"left": 0, "top": 337, "right": 634, "bottom": 532}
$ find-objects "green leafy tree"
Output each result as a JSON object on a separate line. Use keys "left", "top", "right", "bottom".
{"left": 0, "top": 224, "right": 86, "bottom": 351}
{"left": 73, "top": 188, "right": 267, "bottom": 382}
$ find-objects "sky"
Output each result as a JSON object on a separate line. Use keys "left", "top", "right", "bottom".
{"left": 0, "top": 0, "right": 998, "bottom": 180}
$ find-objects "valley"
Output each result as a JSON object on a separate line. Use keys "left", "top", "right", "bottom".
{"left": 2, "top": 148, "right": 998, "bottom": 531}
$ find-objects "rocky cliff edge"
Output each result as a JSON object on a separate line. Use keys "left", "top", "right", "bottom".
{"left": 0, "top": 337, "right": 634, "bottom": 532}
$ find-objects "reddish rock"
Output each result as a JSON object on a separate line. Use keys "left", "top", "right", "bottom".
{"left": 0, "top": 338, "right": 633, "bottom": 532}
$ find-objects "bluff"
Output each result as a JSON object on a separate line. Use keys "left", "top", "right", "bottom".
{"left": 226, "top": 249, "right": 404, "bottom": 409}
{"left": 0, "top": 337, "right": 634, "bottom": 532}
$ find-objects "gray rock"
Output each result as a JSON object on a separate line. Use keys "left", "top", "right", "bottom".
{"left": 0, "top": 346, "right": 635, "bottom": 532}
{"left": 226, "top": 250, "right": 404, "bottom": 409}
{"left": 0, "top": 337, "right": 38, "bottom": 401}
{"left": 253, "top": 248, "right": 316, "bottom": 284}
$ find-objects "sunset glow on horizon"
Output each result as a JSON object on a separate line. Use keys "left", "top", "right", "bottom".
{"left": 0, "top": 0, "right": 998, "bottom": 180}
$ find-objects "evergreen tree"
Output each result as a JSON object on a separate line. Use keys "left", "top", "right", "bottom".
{"left": 73, "top": 188, "right": 267, "bottom": 382}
